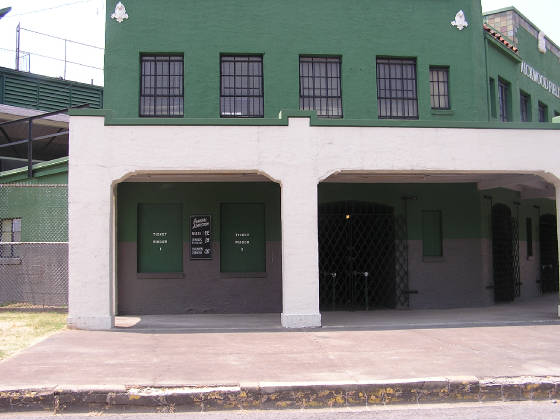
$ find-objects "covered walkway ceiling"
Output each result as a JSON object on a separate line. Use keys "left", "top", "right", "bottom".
{"left": 123, "top": 172, "right": 275, "bottom": 183}
{"left": 323, "top": 172, "right": 555, "bottom": 199}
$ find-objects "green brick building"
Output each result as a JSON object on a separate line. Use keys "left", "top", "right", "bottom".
{"left": 29, "top": 0, "right": 560, "bottom": 329}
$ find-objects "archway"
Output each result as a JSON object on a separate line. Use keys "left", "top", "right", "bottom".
{"left": 318, "top": 200, "right": 400, "bottom": 310}
{"left": 492, "top": 203, "right": 519, "bottom": 302}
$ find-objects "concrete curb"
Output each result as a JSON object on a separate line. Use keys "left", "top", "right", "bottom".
{"left": 1, "top": 376, "right": 560, "bottom": 412}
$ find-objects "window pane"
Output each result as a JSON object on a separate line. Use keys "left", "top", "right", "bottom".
{"left": 1, "top": 219, "right": 12, "bottom": 234}
{"left": 140, "top": 55, "right": 184, "bottom": 117}
{"left": 429, "top": 67, "right": 449, "bottom": 110}
{"left": 220, "top": 55, "right": 263, "bottom": 118}
{"left": 377, "top": 58, "right": 418, "bottom": 119}
{"left": 299, "top": 56, "right": 342, "bottom": 118}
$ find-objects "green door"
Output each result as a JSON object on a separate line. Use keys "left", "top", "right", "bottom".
{"left": 137, "top": 203, "right": 183, "bottom": 273}
{"left": 220, "top": 203, "right": 265, "bottom": 273}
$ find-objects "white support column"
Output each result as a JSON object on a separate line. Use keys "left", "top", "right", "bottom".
{"left": 67, "top": 117, "right": 114, "bottom": 330}
{"left": 67, "top": 168, "right": 114, "bottom": 330}
{"left": 280, "top": 174, "right": 321, "bottom": 328}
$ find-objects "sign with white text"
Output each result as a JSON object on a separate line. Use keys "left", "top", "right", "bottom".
{"left": 190, "top": 215, "right": 212, "bottom": 260}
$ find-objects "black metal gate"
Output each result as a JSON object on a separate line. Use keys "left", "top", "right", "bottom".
{"left": 491, "top": 204, "right": 520, "bottom": 302}
{"left": 540, "top": 214, "right": 559, "bottom": 293}
{"left": 318, "top": 201, "right": 409, "bottom": 311}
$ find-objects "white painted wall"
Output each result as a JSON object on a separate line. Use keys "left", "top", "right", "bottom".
{"left": 68, "top": 116, "right": 560, "bottom": 329}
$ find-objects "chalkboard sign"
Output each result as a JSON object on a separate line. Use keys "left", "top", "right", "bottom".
{"left": 190, "top": 215, "right": 212, "bottom": 260}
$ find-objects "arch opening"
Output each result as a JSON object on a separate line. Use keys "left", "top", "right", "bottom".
{"left": 318, "top": 200, "right": 406, "bottom": 311}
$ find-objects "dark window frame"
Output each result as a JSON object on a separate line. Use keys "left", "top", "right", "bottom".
{"left": 538, "top": 101, "right": 548, "bottom": 122}
{"left": 498, "top": 78, "right": 510, "bottom": 122}
{"left": 489, "top": 78, "right": 497, "bottom": 118}
{"left": 429, "top": 66, "right": 450, "bottom": 110}
{"left": 139, "top": 54, "right": 184, "bottom": 118}
{"left": 520, "top": 91, "right": 531, "bottom": 122}
{"left": 0, "top": 217, "right": 21, "bottom": 258}
{"left": 376, "top": 57, "right": 418, "bottom": 119}
{"left": 299, "top": 56, "right": 343, "bottom": 119}
{"left": 220, "top": 54, "right": 264, "bottom": 118}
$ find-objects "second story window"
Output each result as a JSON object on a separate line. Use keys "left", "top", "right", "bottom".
{"left": 140, "top": 55, "right": 184, "bottom": 117}
{"left": 538, "top": 102, "right": 548, "bottom": 122}
{"left": 429, "top": 67, "right": 450, "bottom": 110}
{"left": 220, "top": 55, "right": 264, "bottom": 118}
{"left": 299, "top": 56, "right": 342, "bottom": 118}
{"left": 377, "top": 58, "right": 418, "bottom": 119}
{"left": 498, "top": 79, "right": 510, "bottom": 122}
{"left": 520, "top": 92, "right": 530, "bottom": 122}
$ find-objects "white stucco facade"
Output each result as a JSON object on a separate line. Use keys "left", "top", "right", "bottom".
{"left": 67, "top": 116, "right": 560, "bottom": 330}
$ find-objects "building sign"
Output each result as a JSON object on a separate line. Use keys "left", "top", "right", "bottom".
{"left": 190, "top": 215, "right": 212, "bottom": 259}
{"left": 520, "top": 61, "right": 560, "bottom": 99}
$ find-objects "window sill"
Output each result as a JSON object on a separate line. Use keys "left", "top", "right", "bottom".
{"left": 137, "top": 272, "right": 184, "bottom": 279}
{"left": 0, "top": 257, "right": 22, "bottom": 265}
{"left": 220, "top": 272, "right": 267, "bottom": 279}
{"left": 422, "top": 256, "right": 445, "bottom": 263}
{"left": 431, "top": 109, "right": 454, "bottom": 116}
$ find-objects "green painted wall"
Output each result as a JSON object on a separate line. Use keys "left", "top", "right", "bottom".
{"left": 0, "top": 185, "right": 67, "bottom": 242}
{"left": 104, "top": 0, "right": 489, "bottom": 123}
{"left": 318, "top": 183, "right": 483, "bottom": 240}
{"left": 0, "top": 67, "right": 103, "bottom": 111}
{"left": 0, "top": 160, "right": 68, "bottom": 242}
{"left": 117, "top": 182, "right": 281, "bottom": 243}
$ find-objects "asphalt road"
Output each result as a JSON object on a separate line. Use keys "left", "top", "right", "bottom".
{"left": 2, "top": 401, "right": 560, "bottom": 420}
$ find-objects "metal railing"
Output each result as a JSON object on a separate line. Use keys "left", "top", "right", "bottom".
{"left": 0, "top": 104, "right": 89, "bottom": 177}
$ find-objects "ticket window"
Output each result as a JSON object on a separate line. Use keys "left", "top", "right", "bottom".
{"left": 220, "top": 203, "right": 265, "bottom": 273}
{"left": 137, "top": 203, "right": 183, "bottom": 273}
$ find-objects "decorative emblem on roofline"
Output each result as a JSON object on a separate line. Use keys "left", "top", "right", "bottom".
{"left": 111, "top": 2, "right": 128, "bottom": 23}
{"left": 451, "top": 10, "right": 468, "bottom": 31}
{"left": 538, "top": 31, "right": 547, "bottom": 54}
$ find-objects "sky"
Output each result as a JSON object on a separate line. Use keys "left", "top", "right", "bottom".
{"left": 0, "top": 0, "right": 105, "bottom": 85}
{"left": 0, "top": 1, "right": 559, "bottom": 86}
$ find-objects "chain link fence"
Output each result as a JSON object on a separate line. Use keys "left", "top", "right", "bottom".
{"left": 0, "top": 184, "right": 68, "bottom": 311}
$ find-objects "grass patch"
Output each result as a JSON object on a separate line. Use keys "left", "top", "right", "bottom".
{"left": 0, "top": 312, "right": 67, "bottom": 360}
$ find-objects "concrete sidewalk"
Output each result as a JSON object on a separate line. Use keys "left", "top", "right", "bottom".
{"left": 2, "top": 296, "right": 560, "bottom": 411}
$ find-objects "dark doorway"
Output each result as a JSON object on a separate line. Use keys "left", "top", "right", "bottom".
{"left": 539, "top": 214, "right": 559, "bottom": 293}
{"left": 491, "top": 203, "right": 520, "bottom": 302}
{"left": 318, "top": 201, "right": 406, "bottom": 311}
